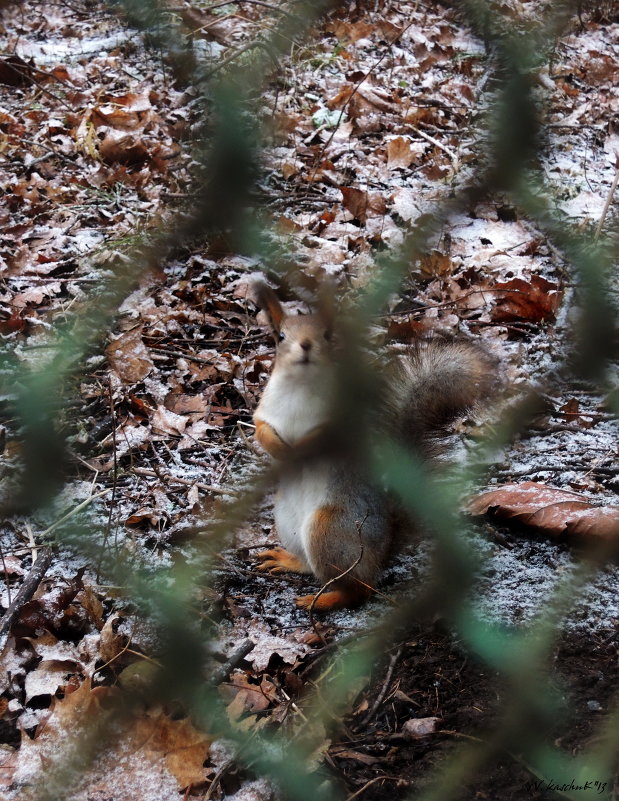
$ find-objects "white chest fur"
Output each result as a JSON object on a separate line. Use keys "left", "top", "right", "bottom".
{"left": 254, "top": 365, "right": 336, "bottom": 566}
{"left": 254, "top": 366, "right": 334, "bottom": 446}
{"left": 274, "top": 463, "right": 331, "bottom": 562}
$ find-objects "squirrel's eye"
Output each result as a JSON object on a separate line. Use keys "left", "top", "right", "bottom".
{"left": 278, "top": 332, "right": 286, "bottom": 342}
{"left": 324, "top": 330, "right": 332, "bottom": 342}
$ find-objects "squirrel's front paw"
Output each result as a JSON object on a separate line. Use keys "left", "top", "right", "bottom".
{"left": 255, "top": 548, "right": 309, "bottom": 574}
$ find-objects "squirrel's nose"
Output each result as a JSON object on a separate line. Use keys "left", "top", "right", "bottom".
{"left": 300, "top": 339, "right": 312, "bottom": 352}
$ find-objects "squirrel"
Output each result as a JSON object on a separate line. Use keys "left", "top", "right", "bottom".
{"left": 251, "top": 281, "right": 496, "bottom": 612}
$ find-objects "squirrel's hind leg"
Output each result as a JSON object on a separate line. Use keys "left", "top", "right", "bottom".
{"left": 296, "top": 586, "right": 371, "bottom": 611}
{"left": 299, "top": 504, "right": 383, "bottom": 611}
{"left": 255, "top": 548, "right": 311, "bottom": 574}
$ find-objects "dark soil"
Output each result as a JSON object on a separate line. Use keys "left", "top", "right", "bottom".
{"left": 327, "top": 627, "right": 618, "bottom": 801}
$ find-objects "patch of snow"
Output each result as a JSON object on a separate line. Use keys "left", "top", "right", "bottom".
{"left": 16, "top": 32, "right": 141, "bottom": 65}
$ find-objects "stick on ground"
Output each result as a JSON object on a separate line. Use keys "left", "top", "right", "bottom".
{"left": 0, "top": 546, "right": 53, "bottom": 649}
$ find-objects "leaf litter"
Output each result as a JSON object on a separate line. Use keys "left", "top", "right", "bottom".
{"left": 0, "top": 0, "right": 618, "bottom": 799}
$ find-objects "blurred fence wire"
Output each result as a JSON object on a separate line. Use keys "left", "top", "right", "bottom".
{"left": 2, "top": 0, "right": 618, "bottom": 799}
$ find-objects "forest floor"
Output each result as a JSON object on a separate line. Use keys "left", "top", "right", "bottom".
{"left": 0, "top": 1, "right": 618, "bottom": 800}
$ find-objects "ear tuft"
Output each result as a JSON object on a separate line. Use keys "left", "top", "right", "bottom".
{"left": 252, "top": 281, "right": 284, "bottom": 333}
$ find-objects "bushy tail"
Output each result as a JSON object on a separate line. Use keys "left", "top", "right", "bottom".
{"left": 384, "top": 339, "right": 497, "bottom": 457}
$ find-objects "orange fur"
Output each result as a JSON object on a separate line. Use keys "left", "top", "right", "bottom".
{"left": 254, "top": 419, "right": 290, "bottom": 460}
{"left": 296, "top": 585, "right": 371, "bottom": 611}
{"left": 255, "top": 548, "right": 309, "bottom": 574}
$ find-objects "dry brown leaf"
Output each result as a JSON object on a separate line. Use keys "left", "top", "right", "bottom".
{"left": 419, "top": 250, "right": 453, "bottom": 277}
{"left": 391, "top": 187, "right": 419, "bottom": 222}
{"left": 18, "top": 678, "right": 212, "bottom": 793}
{"left": 25, "top": 659, "right": 80, "bottom": 702}
{"left": 164, "top": 393, "right": 208, "bottom": 420}
{"left": 558, "top": 398, "right": 594, "bottom": 429}
{"left": 14, "top": 572, "right": 85, "bottom": 639}
{"left": 151, "top": 404, "right": 188, "bottom": 436}
{"left": 221, "top": 673, "right": 277, "bottom": 714}
{"left": 355, "top": 85, "right": 399, "bottom": 114}
{"left": 341, "top": 186, "right": 369, "bottom": 223}
{"left": 468, "top": 482, "right": 619, "bottom": 542}
{"left": 387, "top": 136, "right": 416, "bottom": 168}
{"left": 0, "top": 554, "right": 25, "bottom": 576}
{"left": 491, "top": 275, "right": 562, "bottom": 324}
{"left": 326, "top": 20, "right": 374, "bottom": 42}
{"left": 106, "top": 327, "right": 154, "bottom": 384}
{"left": 77, "top": 586, "right": 105, "bottom": 630}
{"left": 98, "top": 129, "right": 149, "bottom": 165}
{"left": 0, "top": 54, "right": 35, "bottom": 87}
{"left": 99, "top": 614, "right": 129, "bottom": 664}
{"left": 133, "top": 710, "right": 213, "bottom": 789}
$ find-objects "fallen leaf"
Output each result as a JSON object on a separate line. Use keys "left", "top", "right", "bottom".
{"left": 25, "top": 659, "right": 80, "bottom": 702}
{"left": 491, "top": 275, "right": 562, "bottom": 324}
{"left": 390, "top": 187, "right": 420, "bottom": 222}
{"left": 16, "top": 678, "right": 212, "bottom": 793}
{"left": 106, "top": 327, "right": 154, "bottom": 384}
{"left": 13, "top": 572, "right": 85, "bottom": 639}
{"left": 558, "top": 398, "right": 594, "bottom": 428}
{"left": 387, "top": 136, "right": 416, "bottom": 168}
{"left": 133, "top": 710, "right": 213, "bottom": 789}
{"left": 341, "top": 186, "right": 368, "bottom": 223}
{"left": 0, "top": 55, "right": 35, "bottom": 87}
{"left": 98, "top": 129, "right": 149, "bottom": 165}
{"left": 221, "top": 672, "right": 277, "bottom": 714}
{"left": 151, "top": 404, "right": 188, "bottom": 436}
{"left": 468, "top": 482, "right": 619, "bottom": 542}
{"left": 419, "top": 250, "right": 453, "bottom": 277}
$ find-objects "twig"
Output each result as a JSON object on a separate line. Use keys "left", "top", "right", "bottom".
{"left": 409, "top": 124, "right": 458, "bottom": 168}
{"left": 358, "top": 645, "right": 403, "bottom": 728}
{"left": 7, "top": 60, "right": 73, "bottom": 111}
{"left": 97, "top": 379, "right": 118, "bottom": 582}
{"left": 594, "top": 160, "right": 619, "bottom": 240}
{"left": 131, "top": 467, "right": 232, "bottom": 495}
{"left": 24, "top": 522, "right": 38, "bottom": 565}
{"left": 148, "top": 346, "right": 218, "bottom": 365}
{"left": 203, "top": 759, "right": 234, "bottom": 801}
{"left": 203, "top": 0, "right": 299, "bottom": 21}
{"left": 345, "top": 776, "right": 402, "bottom": 801}
{"left": 236, "top": 421, "right": 262, "bottom": 456}
{"left": 41, "top": 489, "right": 111, "bottom": 538}
{"left": 0, "top": 539, "right": 10, "bottom": 607}
{"left": 204, "top": 40, "right": 277, "bottom": 80}
{"left": 0, "top": 547, "right": 53, "bottom": 648}
{"left": 209, "top": 638, "right": 255, "bottom": 686}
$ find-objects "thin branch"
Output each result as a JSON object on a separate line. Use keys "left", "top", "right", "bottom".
{"left": 358, "top": 645, "right": 403, "bottom": 728}
{"left": 205, "top": 0, "right": 300, "bottom": 21}
{"left": 131, "top": 467, "right": 232, "bottom": 495}
{"left": 409, "top": 124, "right": 458, "bottom": 168}
{"left": 0, "top": 547, "right": 53, "bottom": 648}
{"left": 209, "top": 638, "right": 255, "bottom": 685}
{"left": 594, "top": 160, "right": 619, "bottom": 240}
{"left": 345, "top": 775, "right": 402, "bottom": 801}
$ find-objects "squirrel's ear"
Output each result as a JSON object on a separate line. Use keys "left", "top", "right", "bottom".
{"left": 315, "top": 281, "right": 336, "bottom": 333}
{"left": 252, "top": 281, "right": 284, "bottom": 333}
